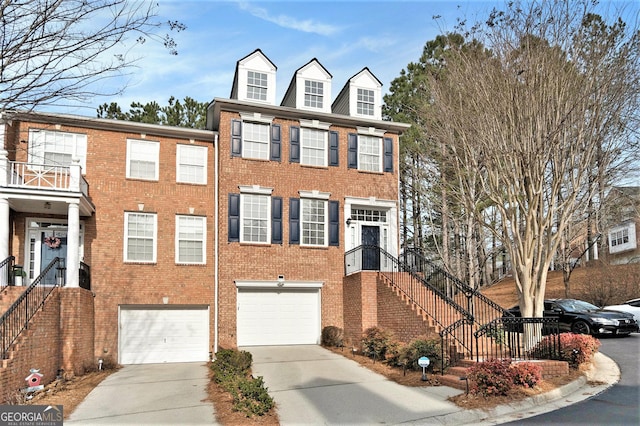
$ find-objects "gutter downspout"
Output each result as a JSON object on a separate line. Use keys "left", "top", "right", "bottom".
{"left": 214, "top": 132, "right": 219, "bottom": 356}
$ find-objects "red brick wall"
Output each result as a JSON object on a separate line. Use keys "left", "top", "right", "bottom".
{"left": 59, "top": 288, "right": 95, "bottom": 375}
{"left": 217, "top": 111, "right": 400, "bottom": 348}
{"left": 0, "top": 288, "right": 95, "bottom": 403}
{"left": 8, "top": 119, "right": 216, "bottom": 361}
{"left": 376, "top": 276, "right": 438, "bottom": 342}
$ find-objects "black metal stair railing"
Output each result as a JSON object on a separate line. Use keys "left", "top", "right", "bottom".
{"left": 0, "top": 256, "right": 15, "bottom": 292}
{"left": 345, "top": 245, "right": 476, "bottom": 370}
{"left": 0, "top": 257, "right": 65, "bottom": 360}
{"left": 345, "top": 245, "right": 520, "bottom": 371}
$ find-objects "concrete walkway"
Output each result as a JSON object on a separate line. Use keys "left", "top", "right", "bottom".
{"left": 66, "top": 362, "right": 215, "bottom": 425}
{"left": 247, "top": 345, "right": 620, "bottom": 425}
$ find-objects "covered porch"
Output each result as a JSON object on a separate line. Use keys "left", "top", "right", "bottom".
{"left": 0, "top": 150, "right": 94, "bottom": 289}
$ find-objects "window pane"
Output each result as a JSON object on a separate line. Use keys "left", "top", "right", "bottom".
{"left": 128, "top": 140, "right": 159, "bottom": 180}
{"left": 177, "top": 216, "right": 205, "bottom": 263}
{"left": 357, "top": 88, "right": 374, "bottom": 115}
{"left": 358, "top": 135, "right": 381, "bottom": 171}
{"left": 178, "top": 145, "right": 207, "bottom": 184}
{"left": 304, "top": 80, "right": 323, "bottom": 108}
{"left": 126, "top": 213, "right": 155, "bottom": 262}
{"left": 302, "top": 199, "right": 326, "bottom": 246}
{"left": 242, "top": 122, "right": 270, "bottom": 159}
{"left": 247, "top": 71, "right": 267, "bottom": 101}
{"left": 301, "top": 128, "right": 326, "bottom": 166}
{"left": 242, "top": 194, "right": 269, "bottom": 243}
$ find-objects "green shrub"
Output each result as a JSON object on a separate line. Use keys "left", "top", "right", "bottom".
{"left": 214, "top": 348, "right": 253, "bottom": 374}
{"left": 510, "top": 362, "right": 542, "bottom": 388}
{"left": 393, "top": 336, "right": 445, "bottom": 372}
{"left": 529, "top": 333, "right": 600, "bottom": 369}
{"left": 233, "top": 376, "right": 275, "bottom": 417}
{"left": 467, "top": 358, "right": 514, "bottom": 396}
{"left": 321, "top": 326, "right": 345, "bottom": 347}
{"left": 210, "top": 348, "right": 273, "bottom": 417}
{"left": 361, "top": 327, "right": 397, "bottom": 360}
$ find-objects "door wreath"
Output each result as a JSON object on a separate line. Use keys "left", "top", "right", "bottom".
{"left": 44, "top": 236, "right": 61, "bottom": 249}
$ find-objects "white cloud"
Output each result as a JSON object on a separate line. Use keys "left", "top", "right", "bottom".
{"left": 237, "top": 1, "right": 340, "bottom": 36}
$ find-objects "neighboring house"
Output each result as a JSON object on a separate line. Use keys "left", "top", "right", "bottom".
{"left": 603, "top": 186, "right": 640, "bottom": 265}
{"left": 0, "top": 48, "right": 409, "bottom": 368}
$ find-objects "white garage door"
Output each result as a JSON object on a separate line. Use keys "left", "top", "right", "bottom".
{"left": 237, "top": 288, "right": 320, "bottom": 346}
{"left": 119, "top": 306, "right": 209, "bottom": 364}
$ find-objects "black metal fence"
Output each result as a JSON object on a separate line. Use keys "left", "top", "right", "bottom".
{"left": 474, "top": 317, "right": 561, "bottom": 361}
{"left": 0, "top": 257, "right": 63, "bottom": 360}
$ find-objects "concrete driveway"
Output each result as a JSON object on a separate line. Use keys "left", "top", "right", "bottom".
{"left": 245, "top": 345, "right": 464, "bottom": 425}
{"left": 66, "top": 362, "right": 216, "bottom": 425}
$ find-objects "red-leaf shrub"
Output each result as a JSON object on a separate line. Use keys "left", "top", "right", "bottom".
{"left": 529, "top": 333, "right": 600, "bottom": 369}
{"left": 510, "top": 362, "right": 542, "bottom": 388}
{"left": 467, "top": 358, "right": 514, "bottom": 396}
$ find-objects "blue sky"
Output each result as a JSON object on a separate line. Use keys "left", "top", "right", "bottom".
{"left": 57, "top": 0, "right": 638, "bottom": 116}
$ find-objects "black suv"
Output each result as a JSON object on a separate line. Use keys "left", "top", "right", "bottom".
{"left": 506, "top": 299, "right": 639, "bottom": 336}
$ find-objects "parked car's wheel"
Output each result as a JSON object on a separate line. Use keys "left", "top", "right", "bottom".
{"left": 572, "top": 320, "right": 591, "bottom": 335}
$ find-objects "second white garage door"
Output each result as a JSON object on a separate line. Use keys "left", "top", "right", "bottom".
{"left": 237, "top": 288, "right": 320, "bottom": 346}
{"left": 119, "top": 306, "right": 209, "bottom": 364}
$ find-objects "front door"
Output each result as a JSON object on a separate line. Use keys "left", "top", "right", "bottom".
{"left": 40, "top": 232, "right": 67, "bottom": 285}
{"left": 362, "top": 225, "right": 380, "bottom": 270}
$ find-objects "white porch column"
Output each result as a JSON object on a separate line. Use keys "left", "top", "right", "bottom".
{"left": 0, "top": 197, "right": 9, "bottom": 261}
{"left": 66, "top": 201, "right": 80, "bottom": 288}
{"left": 0, "top": 149, "right": 8, "bottom": 187}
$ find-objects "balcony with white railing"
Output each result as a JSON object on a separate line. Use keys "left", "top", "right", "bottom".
{"left": 0, "top": 152, "right": 89, "bottom": 197}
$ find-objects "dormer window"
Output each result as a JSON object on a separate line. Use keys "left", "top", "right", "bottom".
{"left": 357, "top": 88, "right": 375, "bottom": 116}
{"left": 304, "top": 80, "right": 324, "bottom": 109}
{"left": 247, "top": 71, "right": 268, "bottom": 101}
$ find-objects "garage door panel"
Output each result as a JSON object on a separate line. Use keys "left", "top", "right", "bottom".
{"left": 237, "top": 289, "right": 320, "bottom": 346}
{"left": 120, "top": 307, "right": 209, "bottom": 364}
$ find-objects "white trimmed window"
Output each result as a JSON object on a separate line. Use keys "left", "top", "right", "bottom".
{"left": 127, "top": 139, "right": 159, "bottom": 180}
{"left": 28, "top": 129, "right": 87, "bottom": 171}
{"left": 302, "top": 198, "right": 327, "bottom": 246}
{"left": 608, "top": 223, "right": 637, "bottom": 254}
{"left": 304, "top": 80, "right": 324, "bottom": 109}
{"left": 242, "top": 122, "right": 270, "bottom": 160}
{"left": 241, "top": 193, "right": 270, "bottom": 243}
{"left": 177, "top": 144, "right": 207, "bottom": 184}
{"left": 357, "top": 88, "right": 375, "bottom": 116}
{"left": 358, "top": 135, "right": 382, "bottom": 172}
{"left": 176, "top": 215, "right": 206, "bottom": 264}
{"left": 301, "top": 128, "right": 327, "bottom": 166}
{"left": 247, "top": 71, "right": 268, "bottom": 101}
{"left": 124, "top": 212, "right": 157, "bottom": 263}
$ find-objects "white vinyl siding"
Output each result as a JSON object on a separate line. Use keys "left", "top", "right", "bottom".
{"left": 242, "top": 122, "right": 270, "bottom": 160}
{"left": 241, "top": 194, "right": 270, "bottom": 243}
{"left": 358, "top": 135, "right": 382, "bottom": 172}
{"left": 177, "top": 145, "right": 207, "bottom": 184}
{"left": 124, "top": 212, "right": 157, "bottom": 263}
{"left": 28, "top": 129, "right": 87, "bottom": 171}
{"left": 176, "top": 215, "right": 206, "bottom": 264}
{"left": 302, "top": 198, "right": 327, "bottom": 246}
{"left": 301, "top": 128, "right": 327, "bottom": 167}
{"left": 127, "top": 139, "right": 159, "bottom": 180}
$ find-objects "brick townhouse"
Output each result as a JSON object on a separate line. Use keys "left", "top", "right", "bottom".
{"left": 0, "top": 48, "right": 409, "bottom": 369}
